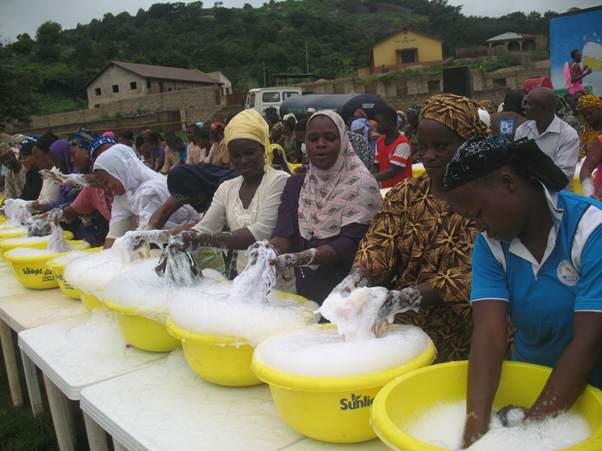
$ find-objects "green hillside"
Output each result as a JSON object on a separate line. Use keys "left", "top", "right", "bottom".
{"left": 1, "top": 0, "right": 562, "bottom": 126}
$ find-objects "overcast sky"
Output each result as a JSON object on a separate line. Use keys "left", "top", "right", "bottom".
{"left": 0, "top": 0, "right": 599, "bottom": 43}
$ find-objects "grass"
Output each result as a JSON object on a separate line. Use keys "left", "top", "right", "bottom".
{"left": 0, "top": 329, "right": 91, "bottom": 450}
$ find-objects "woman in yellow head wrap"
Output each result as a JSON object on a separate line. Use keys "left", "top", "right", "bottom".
{"left": 167, "top": 109, "right": 291, "bottom": 275}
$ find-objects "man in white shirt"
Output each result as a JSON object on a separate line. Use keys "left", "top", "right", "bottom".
{"left": 514, "top": 87, "right": 579, "bottom": 191}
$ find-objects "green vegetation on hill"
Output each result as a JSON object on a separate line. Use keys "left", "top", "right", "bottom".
{"left": 1, "top": 0, "right": 561, "bottom": 125}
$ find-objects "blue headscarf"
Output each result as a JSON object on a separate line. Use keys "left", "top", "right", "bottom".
{"left": 88, "top": 136, "right": 118, "bottom": 160}
{"left": 21, "top": 135, "right": 39, "bottom": 145}
{"left": 350, "top": 118, "right": 372, "bottom": 142}
{"left": 69, "top": 128, "right": 98, "bottom": 150}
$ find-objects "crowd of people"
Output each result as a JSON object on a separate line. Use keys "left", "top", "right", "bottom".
{"left": 1, "top": 53, "right": 602, "bottom": 446}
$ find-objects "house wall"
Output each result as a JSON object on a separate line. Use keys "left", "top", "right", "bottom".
{"left": 86, "top": 65, "right": 217, "bottom": 109}
{"left": 86, "top": 66, "right": 149, "bottom": 109}
{"left": 372, "top": 30, "right": 443, "bottom": 67}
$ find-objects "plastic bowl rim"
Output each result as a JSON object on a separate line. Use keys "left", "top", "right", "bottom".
{"left": 3, "top": 240, "right": 91, "bottom": 263}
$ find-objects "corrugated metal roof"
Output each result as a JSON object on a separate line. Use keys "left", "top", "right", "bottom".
{"left": 486, "top": 32, "right": 537, "bottom": 42}
{"left": 84, "top": 61, "right": 222, "bottom": 88}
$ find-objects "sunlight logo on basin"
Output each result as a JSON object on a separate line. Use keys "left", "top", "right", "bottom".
{"left": 340, "top": 393, "right": 373, "bottom": 411}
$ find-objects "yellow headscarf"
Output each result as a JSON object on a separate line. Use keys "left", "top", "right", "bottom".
{"left": 224, "top": 109, "right": 273, "bottom": 170}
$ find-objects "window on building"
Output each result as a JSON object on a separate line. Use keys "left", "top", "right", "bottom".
{"left": 130, "top": 81, "right": 137, "bottom": 90}
{"left": 95, "top": 88, "right": 101, "bottom": 96}
{"left": 168, "top": 88, "right": 172, "bottom": 92}
{"left": 400, "top": 49, "right": 416, "bottom": 64}
{"left": 94, "top": 104, "right": 100, "bottom": 109}
{"left": 112, "top": 85, "right": 119, "bottom": 93}
{"left": 147, "top": 80, "right": 152, "bottom": 89}
{"left": 427, "top": 80, "right": 440, "bottom": 92}
{"left": 493, "top": 78, "right": 507, "bottom": 88}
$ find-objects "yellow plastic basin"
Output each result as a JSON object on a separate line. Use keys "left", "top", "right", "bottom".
{"left": 0, "top": 226, "right": 27, "bottom": 240}
{"left": 0, "top": 230, "right": 74, "bottom": 257}
{"left": 46, "top": 247, "right": 103, "bottom": 300}
{"left": 167, "top": 317, "right": 261, "bottom": 387}
{"left": 370, "top": 360, "right": 602, "bottom": 451}
{"left": 166, "top": 291, "right": 318, "bottom": 387}
{"left": 103, "top": 299, "right": 180, "bottom": 353}
{"left": 3, "top": 240, "right": 91, "bottom": 289}
{"left": 252, "top": 325, "right": 437, "bottom": 443}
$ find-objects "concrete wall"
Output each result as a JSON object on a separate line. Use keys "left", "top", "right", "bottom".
{"left": 300, "top": 62, "right": 550, "bottom": 112}
{"left": 7, "top": 85, "right": 222, "bottom": 135}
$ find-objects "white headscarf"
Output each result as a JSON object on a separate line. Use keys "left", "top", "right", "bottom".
{"left": 94, "top": 144, "right": 200, "bottom": 228}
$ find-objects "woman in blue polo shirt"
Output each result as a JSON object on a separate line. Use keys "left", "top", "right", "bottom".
{"left": 443, "top": 136, "right": 602, "bottom": 448}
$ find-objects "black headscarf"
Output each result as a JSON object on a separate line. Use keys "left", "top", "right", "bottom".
{"left": 167, "top": 163, "right": 239, "bottom": 211}
{"left": 444, "top": 136, "right": 569, "bottom": 192}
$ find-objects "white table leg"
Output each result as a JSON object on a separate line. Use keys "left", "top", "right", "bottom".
{"left": 83, "top": 411, "right": 109, "bottom": 451}
{"left": 43, "top": 373, "right": 76, "bottom": 451}
{"left": 113, "top": 437, "right": 128, "bottom": 451}
{"left": 0, "top": 320, "right": 23, "bottom": 406}
{"left": 21, "top": 349, "right": 44, "bottom": 416}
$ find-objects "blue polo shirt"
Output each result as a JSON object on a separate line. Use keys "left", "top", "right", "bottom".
{"left": 471, "top": 187, "right": 602, "bottom": 389}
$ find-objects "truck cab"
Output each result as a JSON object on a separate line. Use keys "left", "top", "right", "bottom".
{"left": 245, "top": 87, "right": 303, "bottom": 119}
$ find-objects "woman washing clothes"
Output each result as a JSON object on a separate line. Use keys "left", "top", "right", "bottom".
{"left": 31, "top": 132, "right": 62, "bottom": 206}
{"left": 159, "top": 109, "right": 291, "bottom": 285}
{"left": 32, "top": 137, "right": 82, "bottom": 212}
{"left": 442, "top": 136, "right": 602, "bottom": 447}
{"left": 332, "top": 94, "right": 489, "bottom": 363}
{"left": 93, "top": 144, "right": 200, "bottom": 248}
{"left": 268, "top": 110, "right": 383, "bottom": 304}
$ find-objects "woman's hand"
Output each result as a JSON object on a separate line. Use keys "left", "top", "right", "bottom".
{"left": 269, "top": 248, "right": 318, "bottom": 275}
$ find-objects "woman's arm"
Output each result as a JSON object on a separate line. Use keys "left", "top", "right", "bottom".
{"left": 463, "top": 300, "right": 508, "bottom": 448}
{"left": 526, "top": 312, "right": 602, "bottom": 420}
{"left": 580, "top": 138, "right": 602, "bottom": 197}
{"left": 571, "top": 63, "right": 592, "bottom": 83}
{"left": 148, "top": 197, "right": 183, "bottom": 230}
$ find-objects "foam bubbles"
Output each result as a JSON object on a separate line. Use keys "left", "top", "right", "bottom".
{"left": 63, "top": 250, "right": 127, "bottom": 300}
{"left": 404, "top": 400, "right": 592, "bottom": 450}
{"left": 5, "top": 248, "right": 62, "bottom": 257}
{"left": 168, "top": 286, "right": 319, "bottom": 346}
{"left": 49, "top": 250, "right": 96, "bottom": 265}
{"left": 253, "top": 324, "right": 432, "bottom": 377}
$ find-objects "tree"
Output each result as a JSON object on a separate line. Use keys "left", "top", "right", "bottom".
{"left": 35, "top": 21, "right": 62, "bottom": 61}
{"left": 0, "top": 64, "right": 39, "bottom": 127}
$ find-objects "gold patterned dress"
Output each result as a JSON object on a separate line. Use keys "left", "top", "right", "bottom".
{"left": 353, "top": 173, "right": 476, "bottom": 363}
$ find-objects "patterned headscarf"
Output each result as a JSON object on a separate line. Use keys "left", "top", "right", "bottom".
{"left": 88, "top": 136, "right": 118, "bottom": 160}
{"left": 69, "top": 128, "right": 98, "bottom": 150}
{"left": 21, "top": 135, "right": 39, "bottom": 145}
{"left": 350, "top": 118, "right": 372, "bottom": 142}
{"left": 444, "top": 136, "right": 568, "bottom": 192}
{"left": 224, "top": 109, "right": 271, "bottom": 170}
{"left": 478, "top": 99, "right": 498, "bottom": 115}
{"left": 577, "top": 94, "right": 602, "bottom": 111}
{"left": 298, "top": 110, "right": 383, "bottom": 241}
{"left": 406, "top": 104, "right": 421, "bottom": 116}
{"left": 419, "top": 93, "right": 489, "bottom": 141}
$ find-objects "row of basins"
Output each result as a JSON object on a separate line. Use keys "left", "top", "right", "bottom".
{"left": 1, "top": 215, "right": 601, "bottom": 450}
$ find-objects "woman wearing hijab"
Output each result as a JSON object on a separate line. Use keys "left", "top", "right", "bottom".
{"left": 333, "top": 94, "right": 489, "bottom": 363}
{"left": 94, "top": 144, "right": 200, "bottom": 248}
{"left": 351, "top": 118, "right": 379, "bottom": 156}
{"left": 163, "top": 109, "right": 290, "bottom": 277}
{"left": 443, "top": 136, "right": 602, "bottom": 447}
{"left": 269, "top": 110, "right": 383, "bottom": 304}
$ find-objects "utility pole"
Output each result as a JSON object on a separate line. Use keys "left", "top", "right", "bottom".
{"left": 263, "top": 61, "right": 266, "bottom": 88}
{"left": 305, "top": 41, "right": 309, "bottom": 74}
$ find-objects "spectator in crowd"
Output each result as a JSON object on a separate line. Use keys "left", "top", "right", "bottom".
{"left": 490, "top": 91, "right": 527, "bottom": 141}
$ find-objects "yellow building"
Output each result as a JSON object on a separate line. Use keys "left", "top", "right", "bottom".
{"left": 357, "top": 29, "right": 444, "bottom": 76}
